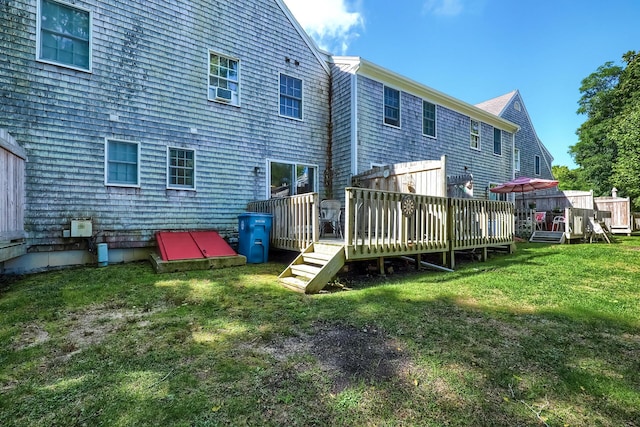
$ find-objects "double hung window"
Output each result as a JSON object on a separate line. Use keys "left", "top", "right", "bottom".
{"left": 167, "top": 148, "right": 195, "bottom": 190}
{"left": 384, "top": 86, "right": 400, "bottom": 127}
{"left": 106, "top": 140, "right": 139, "bottom": 187}
{"left": 279, "top": 74, "right": 303, "bottom": 119}
{"left": 38, "top": 0, "right": 91, "bottom": 71}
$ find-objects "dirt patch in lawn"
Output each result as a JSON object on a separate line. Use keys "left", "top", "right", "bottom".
{"left": 260, "top": 321, "right": 416, "bottom": 393}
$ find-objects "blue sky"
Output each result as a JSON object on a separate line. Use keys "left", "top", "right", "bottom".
{"left": 283, "top": 0, "right": 640, "bottom": 168}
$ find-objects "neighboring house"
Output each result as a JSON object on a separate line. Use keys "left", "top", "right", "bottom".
{"left": 329, "top": 57, "right": 521, "bottom": 201}
{"left": 1, "top": 0, "right": 331, "bottom": 271}
{"left": 475, "top": 90, "right": 555, "bottom": 195}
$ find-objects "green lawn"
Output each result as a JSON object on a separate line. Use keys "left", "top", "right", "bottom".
{"left": 1, "top": 238, "right": 639, "bottom": 426}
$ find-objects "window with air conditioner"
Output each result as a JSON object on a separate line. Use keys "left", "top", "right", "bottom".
{"left": 208, "top": 51, "right": 239, "bottom": 106}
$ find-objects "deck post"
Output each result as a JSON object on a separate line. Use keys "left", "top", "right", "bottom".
{"left": 378, "top": 256, "right": 385, "bottom": 276}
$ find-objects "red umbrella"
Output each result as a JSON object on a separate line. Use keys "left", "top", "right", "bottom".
{"left": 490, "top": 176, "right": 559, "bottom": 208}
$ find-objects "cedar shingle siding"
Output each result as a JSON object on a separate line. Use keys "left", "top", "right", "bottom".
{"left": 1, "top": 0, "right": 330, "bottom": 251}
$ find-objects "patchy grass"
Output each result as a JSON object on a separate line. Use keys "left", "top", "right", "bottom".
{"left": 1, "top": 238, "right": 640, "bottom": 426}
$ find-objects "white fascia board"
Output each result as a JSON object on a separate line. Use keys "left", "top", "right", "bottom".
{"left": 334, "top": 56, "right": 520, "bottom": 134}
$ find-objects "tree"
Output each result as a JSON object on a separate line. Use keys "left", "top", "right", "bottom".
{"left": 551, "top": 165, "right": 589, "bottom": 191}
{"left": 570, "top": 61, "right": 622, "bottom": 196}
{"left": 571, "top": 51, "right": 640, "bottom": 205}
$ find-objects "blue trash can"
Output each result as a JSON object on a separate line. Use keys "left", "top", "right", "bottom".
{"left": 238, "top": 213, "right": 273, "bottom": 263}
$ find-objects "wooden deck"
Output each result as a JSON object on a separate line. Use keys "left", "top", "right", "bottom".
{"left": 248, "top": 188, "right": 515, "bottom": 293}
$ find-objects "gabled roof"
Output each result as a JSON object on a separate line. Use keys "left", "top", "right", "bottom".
{"left": 475, "top": 90, "right": 518, "bottom": 116}
{"left": 275, "top": 0, "right": 331, "bottom": 75}
{"left": 331, "top": 57, "right": 520, "bottom": 133}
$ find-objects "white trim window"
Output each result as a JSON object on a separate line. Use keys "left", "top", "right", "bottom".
{"left": 488, "top": 183, "right": 507, "bottom": 201}
{"left": 268, "top": 160, "right": 317, "bottom": 198}
{"left": 422, "top": 100, "right": 436, "bottom": 138}
{"left": 384, "top": 86, "right": 400, "bottom": 127}
{"left": 208, "top": 51, "right": 239, "bottom": 106}
{"left": 535, "top": 155, "right": 541, "bottom": 175}
{"left": 279, "top": 74, "right": 303, "bottom": 119}
{"left": 514, "top": 148, "right": 521, "bottom": 172}
{"left": 105, "top": 139, "right": 140, "bottom": 187}
{"left": 37, "top": 0, "right": 92, "bottom": 72}
{"left": 493, "top": 128, "right": 502, "bottom": 156}
{"left": 167, "top": 147, "right": 196, "bottom": 190}
{"left": 470, "top": 119, "right": 480, "bottom": 150}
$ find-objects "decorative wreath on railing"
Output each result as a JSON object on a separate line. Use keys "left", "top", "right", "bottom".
{"left": 401, "top": 194, "right": 416, "bottom": 217}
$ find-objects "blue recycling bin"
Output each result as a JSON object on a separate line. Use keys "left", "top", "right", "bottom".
{"left": 238, "top": 213, "right": 273, "bottom": 263}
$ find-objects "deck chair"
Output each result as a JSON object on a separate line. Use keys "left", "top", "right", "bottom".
{"left": 535, "top": 211, "right": 546, "bottom": 230}
{"left": 551, "top": 216, "right": 565, "bottom": 232}
{"left": 588, "top": 217, "right": 611, "bottom": 243}
{"left": 320, "top": 199, "right": 342, "bottom": 238}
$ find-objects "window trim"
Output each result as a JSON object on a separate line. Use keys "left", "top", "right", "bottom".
{"left": 36, "top": 0, "right": 92, "bottom": 72}
{"left": 514, "top": 148, "right": 521, "bottom": 172}
{"left": 493, "top": 127, "right": 502, "bottom": 156}
{"left": 535, "top": 155, "right": 541, "bottom": 176}
{"left": 208, "top": 50, "right": 240, "bottom": 106}
{"left": 104, "top": 138, "right": 140, "bottom": 188}
{"left": 422, "top": 100, "right": 437, "bottom": 138}
{"left": 470, "top": 119, "right": 481, "bottom": 150}
{"left": 488, "top": 182, "right": 507, "bottom": 201}
{"left": 383, "top": 85, "right": 401, "bottom": 128}
{"left": 267, "top": 159, "right": 318, "bottom": 199}
{"left": 166, "top": 146, "right": 196, "bottom": 191}
{"left": 279, "top": 73, "right": 304, "bottom": 121}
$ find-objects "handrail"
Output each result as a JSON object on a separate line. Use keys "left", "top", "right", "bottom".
{"left": 247, "top": 193, "right": 318, "bottom": 252}
{"left": 344, "top": 187, "right": 449, "bottom": 259}
{"left": 449, "top": 198, "right": 514, "bottom": 250}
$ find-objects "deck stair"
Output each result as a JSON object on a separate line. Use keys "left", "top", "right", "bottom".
{"left": 278, "top": 242, "right": 345, "bottom": 293}
{"left": 529, "top": 231, "right": 565, "bottom": 244}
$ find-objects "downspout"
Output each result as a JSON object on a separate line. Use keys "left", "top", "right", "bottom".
{"left": 350, "top": 72, "right": 358, "bottom": 177}
{"left": 324, "top": 72, "right": 333, "bottom": 199}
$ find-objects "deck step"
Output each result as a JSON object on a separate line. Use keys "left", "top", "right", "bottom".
{"left": 290, "top": 264, "right": 322, "bottom": 279}
{"left": 278, "top": 242, "right": 346, "bottom": 294}
{"left": 302, "top": 252, "right": 332, "bottom": 264}
{"left": 279, "top": 276, "right": 310, "bottom": 292}
{"left": 529, "top": 231, "right": 564, "bottom": 243}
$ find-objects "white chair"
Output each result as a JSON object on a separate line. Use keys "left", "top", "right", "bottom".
{"left": 320, "top": 199, "right": 342, "bottom": 238}
{"left": 551, "top": 216, "right": 565, "bottom": 232}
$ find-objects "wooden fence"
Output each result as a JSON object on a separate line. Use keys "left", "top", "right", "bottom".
{"left": 0, "top": 129, "right": 27, "bottom": 263}
{"left": 594, "top": 197, "right": 632, "bottom": 235}
{"left": 247, "top": 193, "right": 318, "bottom": 252}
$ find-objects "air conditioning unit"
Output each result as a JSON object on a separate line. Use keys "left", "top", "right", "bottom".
{"left": 214, "top": 87, "right": 233, "bottom": 102}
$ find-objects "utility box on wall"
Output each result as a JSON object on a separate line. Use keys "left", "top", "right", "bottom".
{"left": 70, "top": 219, "right": 92, "bottom": 237}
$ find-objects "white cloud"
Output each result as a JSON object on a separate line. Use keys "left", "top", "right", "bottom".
{"left": 423, "top": 0, "right": 464, "bottom": 16}
{"left": 282, "top": 0, "right": 364, "bottom": 55}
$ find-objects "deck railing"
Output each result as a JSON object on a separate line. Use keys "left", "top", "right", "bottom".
{"left": 247, "top": 193, "right": 318, "bottom": 252}
{"left": 450, "top": 198, "right": 514, "bottom": 250}
{"left": 344, "top": 187, "right": 449, "bottom": 260}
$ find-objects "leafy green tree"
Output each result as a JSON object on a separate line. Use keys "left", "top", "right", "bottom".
{"left": 571, "top": 51, "right": 640, "bottom": 205}
{"left": 571, "top": 61, "right": 622, "bottom": 196}
{"left": 551, "top": 165, "right": 590, "bottom": 191}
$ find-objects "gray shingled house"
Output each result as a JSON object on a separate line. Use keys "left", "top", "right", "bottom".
{"left": 1, "top": 0, "right": 554, "bottom": 275}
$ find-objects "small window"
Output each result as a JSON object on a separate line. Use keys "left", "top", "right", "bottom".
{"left": 106, "top": 139, "right": 139, "bottom": 187}
{"left": 470, "top": 119, "right": 480, "bottom": 150}
{"left": 167, "top": 147, "right": 195, "bottom": 190}
{"left": 493, "top": 128, "right": 502, "bottom": 155}
{"left": 514, "top": 148, "right": 521, "bottom": 171}
{"left": 489, "top": 183, "right": 507, "bottom": 201}
{"left": 209, "top": 51, "right": 239, "bottom": 105}
{"left": 384, "top": 86, "right": 400, "bottom": 127}
{"left": 38, "top": 0, "right": 91, "bottom": 71}
{"left": 269, "top": 161, "right": 317, "bottom": 198}
{"left": 279, "top": 74, "right": 303, "bottom": 119}
{"left": 535, "top": 155, "right": 541, "bottom": 175}
{"left": 422, "top": 101, "right": 436, "bottom": 137}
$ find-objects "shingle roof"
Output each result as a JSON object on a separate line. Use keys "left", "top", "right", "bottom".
{"left": 475, "top": 90, "right": 518, "bottom": 116}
